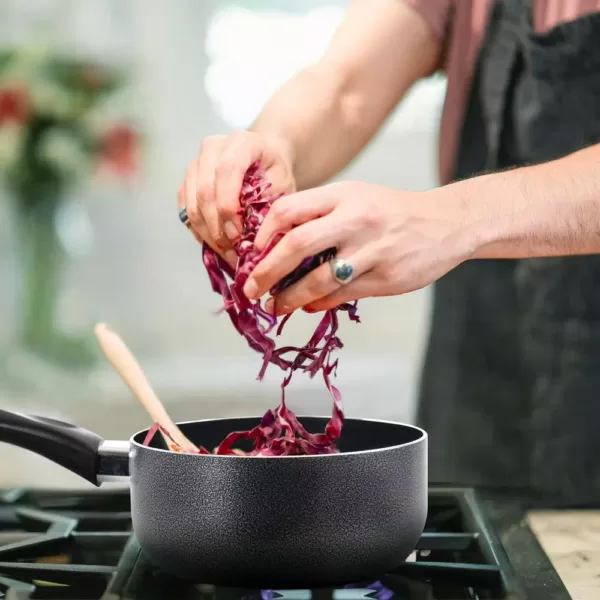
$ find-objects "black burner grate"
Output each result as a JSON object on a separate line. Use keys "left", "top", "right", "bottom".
{"left": 0, "top": 487, "right": 572, "bottom": 600}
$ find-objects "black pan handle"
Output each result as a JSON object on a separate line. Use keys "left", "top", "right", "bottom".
{"left": 0, "top": 409, "right": 104, "bottom": 486}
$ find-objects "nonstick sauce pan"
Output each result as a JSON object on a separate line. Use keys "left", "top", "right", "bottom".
{"left": 0, "top": 409, "right": 427, "bottom": 588}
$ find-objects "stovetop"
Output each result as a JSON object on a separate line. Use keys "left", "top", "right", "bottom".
{"left": 0, "top": 485, "right": 571, "bottom": 600}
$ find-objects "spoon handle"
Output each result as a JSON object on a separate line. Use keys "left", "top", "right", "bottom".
{"left": 94, "top": 323, "right": 198, "bottom": 452}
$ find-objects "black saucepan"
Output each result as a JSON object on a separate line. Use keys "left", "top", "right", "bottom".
{"left": 0, "top": 409, "right": 427, "bottom": 588}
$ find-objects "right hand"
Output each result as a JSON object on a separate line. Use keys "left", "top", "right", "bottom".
{"left": 178, "top": 131, "right": 296, "bottom": 267}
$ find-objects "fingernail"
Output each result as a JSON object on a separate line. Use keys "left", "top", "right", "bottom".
{"left": 265, "top": 297, "right": 275, "bottom": 314}
{"left": 224, "top": 221, "right": 239, "bottom": 242}
{"left": 266, "top": 297, "right": 292, "bottom": 316}
{"left": 225, "top": 250, "right": 237, "bottom": 266}
{"left": 275, "top": 303, "right": 292, "bottom": 316}
{"left": 244, "top": 278, "right": 258, "bottom": 299}
{"left": 303, "top": 307, "right": 316, "bottom": 314}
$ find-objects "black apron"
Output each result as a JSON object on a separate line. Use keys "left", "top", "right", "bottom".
{"left": 417, "top": 0, "right": 600, "bottom": 508}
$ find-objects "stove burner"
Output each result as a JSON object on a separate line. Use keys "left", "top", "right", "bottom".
{"left": 0, "top": 486, "right": 572, "bottom": 599}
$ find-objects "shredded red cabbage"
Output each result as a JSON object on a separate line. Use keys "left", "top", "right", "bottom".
{"left": 144, "top": 162, "right": 359, "bottom": 456}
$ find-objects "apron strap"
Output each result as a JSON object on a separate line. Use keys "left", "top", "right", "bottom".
{"left": 504, "top": 0, "right": 534, "bottom": 30}
{"left": 480, "top": 2, "right": 522, "bottom": 169}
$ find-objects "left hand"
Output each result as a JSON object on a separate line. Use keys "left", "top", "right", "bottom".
{"left": 242, "top": 180, "right": 474, "bottom": 314}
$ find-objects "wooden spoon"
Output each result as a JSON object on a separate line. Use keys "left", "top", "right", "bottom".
{"left": 94, "top": 323, "right": 199, "bottom": 453}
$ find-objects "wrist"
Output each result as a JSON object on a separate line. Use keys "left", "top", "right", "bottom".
{"left": 423, "top": 183, "right": 489, "bottom": 263}
{"left": 251, "top": 125, "right": 297, "bottom": 177}
{"left": 432, "top": 171, "right": 525, "bottom": 261}
{"left": 271, "top": 132, "right": 297, "bottom": 174}
{"left": 427, "top": 145, "right": 600, "bottom": 263}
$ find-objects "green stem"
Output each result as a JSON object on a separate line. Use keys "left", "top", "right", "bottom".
{"left": 17, "top": 200, "right": 63, "bottom": 346}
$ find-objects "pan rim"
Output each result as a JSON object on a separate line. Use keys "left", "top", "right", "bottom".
{"left": 129, "top": 415, "right": 427, "bottom": 458}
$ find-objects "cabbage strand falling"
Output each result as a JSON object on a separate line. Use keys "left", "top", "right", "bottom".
{"left": 144, "top": 162, "right": 359, "bottom": 455}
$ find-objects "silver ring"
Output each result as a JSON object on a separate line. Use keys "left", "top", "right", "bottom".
{"left": 179, "top": 207, "right": 189, "bottom": 225}
{"left": 330, "top": 257, "right": 354, "bottom": 285}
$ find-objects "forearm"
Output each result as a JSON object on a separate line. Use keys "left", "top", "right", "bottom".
{"left": 251, "top": 66, "right": 377, "bottom": 191}
{"left": 448, "top": 144, "right": 600, "bottom": 259}
{"left": 251, "top": 0, "right": 441, "bottom": 191}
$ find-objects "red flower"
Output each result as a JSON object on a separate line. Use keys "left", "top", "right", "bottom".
{"left": 0, "top": 85, "right": 29, "bottom": 124}
{"left": 100, "top": 124, "right": 138, "bottom": 177}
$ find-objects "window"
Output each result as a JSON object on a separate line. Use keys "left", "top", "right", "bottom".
{"left": 204, "top": 2, "right": 346, "bottom": 129}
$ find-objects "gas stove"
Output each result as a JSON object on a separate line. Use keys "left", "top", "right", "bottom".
{"left": 0, "top": 486, "right": 571, "bottom": 600}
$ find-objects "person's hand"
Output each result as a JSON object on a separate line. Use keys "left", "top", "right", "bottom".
{"left": 178, "top": 131, "right": 296, "bottom": 267}
{"left": 242, "top": 181, "right": 474, "bottom": 314}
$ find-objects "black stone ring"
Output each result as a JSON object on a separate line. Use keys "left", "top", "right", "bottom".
{"left": 179, "top": 207, "right": 189, "bottom": 225}
{"left": 330, "top": 258, "right": 354, "bottom": 285}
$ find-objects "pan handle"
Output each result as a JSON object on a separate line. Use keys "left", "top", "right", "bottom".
{"left": 0, "top": 409, "right": 129, "bottom": 486}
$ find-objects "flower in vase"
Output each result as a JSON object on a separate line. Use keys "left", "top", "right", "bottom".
{"left": 0, "top": 84, "right": 29, "bottom": 125}
{"left": 0, "top": 44, "right": 143, "bottom": 368}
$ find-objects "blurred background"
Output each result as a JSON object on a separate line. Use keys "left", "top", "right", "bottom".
{"left": 0, "top": 0, "right": 445, "bottom": 486}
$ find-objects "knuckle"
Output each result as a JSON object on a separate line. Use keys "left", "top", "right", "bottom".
{"left": 204, "top": 215, "right": 227, "bottom": 246}
{"left": 216, "top": 156, "right": 237, "bottom": 178}
{"left": 199, "top": 135, "right": 223, "bottom": 153}
{"left": 268, "top": 199, "right": 290, "bottom": 224}
{"left": 230, "top": 129, "right": 252, "bottom": 143}
{"left": 284, "top": 229, "right": 307, "bottom": 253}
{"left": 358, "top": 202, "right": 381, "bottom": 229}
{"left": 213, "top": 229, "right": 227, "bottom": 245}
{"left": 187, "top": 205, "right": 203, "bottom": 226}
{"left": 376, "top": 236, "right": 396, "bottom": 257}
{"left": 217, "top": 199, "right": 237, "bottom": 220}
{"left": 185, "top": 202, "right": 203, "bottom": 227}
{"left": 379, "top": 265, "right": 396, "bottom": 285}
{"left": 196, "top": 184, "right": 214, "bottom": 206}
{"left": 362, "top": 212, "right": 380, "bottom": 230}
{"left": 207, "top": 215, "right": 223, "bottom": 236}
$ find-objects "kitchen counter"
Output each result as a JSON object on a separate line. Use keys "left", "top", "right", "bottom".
{"left": 528, "top": 511, "right": 600, "bottom": 600}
